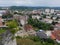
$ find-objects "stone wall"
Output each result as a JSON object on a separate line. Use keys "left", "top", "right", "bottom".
{"left": 0, "top": 30, "right": 17, "bottom": 45}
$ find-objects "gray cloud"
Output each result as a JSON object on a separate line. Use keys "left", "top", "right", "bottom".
{"left": 0, "top": 0, "right": 60, "bottom": 7}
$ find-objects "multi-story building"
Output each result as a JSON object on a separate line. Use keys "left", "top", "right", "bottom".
{"left": 45, "top": 9, "right": 50, "bottom": 13}
{"left": 50, "top": 9, "right": 54, "bottom": 13}
{"left": 0, "top": 14, "right": 7, "bottom": 28}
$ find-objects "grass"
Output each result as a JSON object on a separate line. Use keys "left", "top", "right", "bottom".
{"left": 16, "top": 36, "right": 57, "bottom": 45}
{"left": 16, "top": 38, "right": 35, "bottom": 45}
{"left": 0, "top": 29, "right": 6, "bottom": 34}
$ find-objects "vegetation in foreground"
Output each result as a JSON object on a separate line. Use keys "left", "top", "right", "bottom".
{"left": 16, "top": 36, "right": 60, "bottom": 45}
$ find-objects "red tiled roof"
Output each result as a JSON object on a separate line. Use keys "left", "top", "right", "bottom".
{"left": 0, "top": 17, "right": 3, "bottom": 26}
{"left": 51, "top": 34, "right": 56, "bottom": 40}
{"left": 24, "top": 24, "right": 33, "bottom": 31}
{"left": 55, "top": 23, "right": 60, "bottom": 27}
{"left": 51, "top": 30, "right": 60, "bottom": 40}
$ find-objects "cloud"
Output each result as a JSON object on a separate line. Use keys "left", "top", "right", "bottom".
{"left": 48, "top": 0, "right": 60, "bottom": 7}
{"left": 12, "top": 0, "right": 47, "bottom": 6}
{"left": 0, "top": 0, "right": 60, "bottom": 7}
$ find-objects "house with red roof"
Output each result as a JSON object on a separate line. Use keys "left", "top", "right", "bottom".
{"left": 0, "top": 14, "right": 7, "bottom": 28}
{"left": 24, "top": 24, "right": 33, "bottom": 32}
{"left": 51, "top": 30, "right": 60, "bottom": 43}
{"left": 24, "top": 24, "right": 36, "bottom": 36}
{"left": 54, "top": 23, "right": 60, "bottom": 30}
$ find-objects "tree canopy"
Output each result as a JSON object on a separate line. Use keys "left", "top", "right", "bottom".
{"left": 28, "top": 18, "right": 53, "bottom": 30}
{"left": 6, "top": 20, "right": 19, "bottom": 34}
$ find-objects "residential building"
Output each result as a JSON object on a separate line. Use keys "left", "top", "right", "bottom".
{"left": 24, "top": 24, "right": 33, "bottom": 32}
{"left": 50, "top": 9, "right": 54, "bottom": 13}
{"left": 51, "top": 30, "right": 60, "bottom": 43}
{"left": 45, "top": 9, "right": 50, "bottom": 13}
{"left": 20, "top": 15, "right": 28, "bottom": 26}
{"left": 45, "top": 31, "right": 51, "bottom": 37}
{"left": 46, "top": 16, "right": 51, "bottom": 19}
{"left": 0, "top": 14, "right": 7, "bottom": 28}
{"left": 52, "top": 16, "right": 57, "bottom": 20}
{"left": 13, "top": 14, "right": 20, "bottom": 20}
{"left": 13, "top": 15, "right": 28, "bottom": 26}
{"left": 0, "top": 10, "right": 6, "bottom": 14}
{"left": 32, "top": 15, "right": 41, "bottom": 20}
{"left": 43, "top": 18, "right": 53, "bottom": 24}
{"left": 36, "top": 30, "right": 48, "bottom": 39}
{"left": 15, "top": 30, "right": 28, "bottom": 37}
{"left": 55, "top": 23, "right": 60, "bottom": 30}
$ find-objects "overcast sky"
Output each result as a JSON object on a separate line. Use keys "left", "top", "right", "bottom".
{"left": 0, "top": 0, "right": 60, "bottom": 7}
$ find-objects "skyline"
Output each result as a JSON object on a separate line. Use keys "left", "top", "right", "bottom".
{"left": 0, "top": 0, "right": 60, "bottom": 7}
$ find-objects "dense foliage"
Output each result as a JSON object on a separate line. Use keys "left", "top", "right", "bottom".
{"left": 6, "top": 20, "right": 19, "bottom": 34}
{"left": 16, "top": 36, "right": 58, "bottom": 45}
{"left": 7, "top": 20, "right": 18, "bottom": 28}
{"left": 28, "top": 18, "right": 54, "bottom": 30}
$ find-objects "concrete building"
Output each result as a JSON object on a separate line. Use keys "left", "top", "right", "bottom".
{"left": 20, "top": 15, "right": 28, "bottom": 26}
{"left": 52, "top": 16, "right": 57, "bottom": 20}
{"left": 45, "top": 9, "right": 50, "bottom": 13}
{"left": 0, "top": 14, "right": 7, "bottom": 28}
{"left": 13, "top": 14, "right": 20, "bottom": 20}
{"left": 43, "top": 18, "right": 53, "bottom": 24}
{"left": 13, "top": 14, "right": 28, "bottom": 26}
{"left": 24, "top": 24, "right": 33, "bottom": 32}
{"left": 46, "top": 16, "right": 51, "bottom": 19}
{"left": 32, "top": 15, "right": 41, "bottom": 20}
{"left": 50, "top": 9, "right": 54, "bottom": 13}
{"left": 0, "top": 10, "right": 6, "bottom": 14}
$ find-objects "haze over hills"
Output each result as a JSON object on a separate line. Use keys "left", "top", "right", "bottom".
{"left": 0, "top": 6, "right": 60, "bottom": 10}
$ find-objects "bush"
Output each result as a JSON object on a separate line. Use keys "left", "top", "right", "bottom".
{"left": 16, "top": 36, "right": 22, "bottom": 39}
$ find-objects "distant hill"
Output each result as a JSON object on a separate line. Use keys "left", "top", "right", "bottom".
{"left": 9, "top": 6, "right": 60, "bottom": 10}
{"left": 0, "top": 6, "right": 60, "bottom": 10}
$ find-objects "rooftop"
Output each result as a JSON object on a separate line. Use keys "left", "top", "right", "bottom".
{"left": 0, "top": 14, "right": 2, "bottom": 16}
{"left": 36, "top": 30, "right": 48, "bottom": 39}
{"left": 51, "top": 30, "right": 60, "bottom": 40}
{"left": 55, "top": 23, "right": 60, "bottom": 27}
{"left": 24, "top": 24, "right": 33, "bottom": 31}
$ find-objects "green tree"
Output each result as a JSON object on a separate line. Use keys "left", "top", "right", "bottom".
{"left": 43, "top": 15, "right": 46, "bottom": 18}
{"left": 7, "top": 20, "right": 18, "bottom": 29}
{"left": 28, "top": 18, "right": 53, "bottom": 30}
{"left": 7, "top": 20, "right": 19, "bottom": 34}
